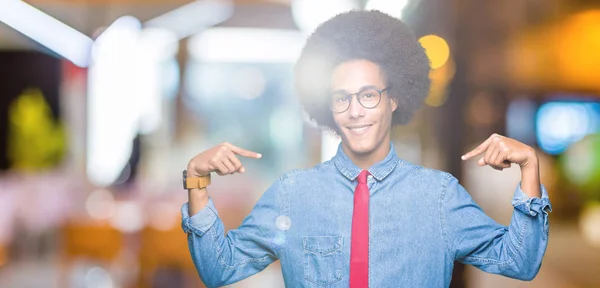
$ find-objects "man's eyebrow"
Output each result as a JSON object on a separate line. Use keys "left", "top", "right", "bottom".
{"left": 331, "top": 85, "right": 379, "bottom": 94}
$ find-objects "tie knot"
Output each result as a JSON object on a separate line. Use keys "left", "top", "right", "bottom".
{"left": 357, "top": 170, "right": 370, "bottom": 184}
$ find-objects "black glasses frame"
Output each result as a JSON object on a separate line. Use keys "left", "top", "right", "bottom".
{"left": 329, "top": 86, "right": 391, "bottom": 113}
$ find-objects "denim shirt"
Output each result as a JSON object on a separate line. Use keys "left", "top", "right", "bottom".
{"left": 181, "top": 142, "right": 552, "bottom": 287}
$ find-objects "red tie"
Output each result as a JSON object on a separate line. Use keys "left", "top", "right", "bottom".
{"left": 350, "top": 170, "right": 370, "bottom": 288}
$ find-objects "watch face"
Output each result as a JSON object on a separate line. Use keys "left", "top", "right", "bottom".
{"left": 183, "top": 170, "right": 187, "bottom": 189}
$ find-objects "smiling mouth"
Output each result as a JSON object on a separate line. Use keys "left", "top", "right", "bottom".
{"left": 346, "top": 124, "right": 373, "bottom": 135}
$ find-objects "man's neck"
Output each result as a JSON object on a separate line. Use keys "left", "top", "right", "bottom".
{"left": 342, "top": 139, "right": 391, "bottom": 170}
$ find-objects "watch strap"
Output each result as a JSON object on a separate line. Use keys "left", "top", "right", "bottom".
{"left": 183, "top": 170, "right": 211, "bottom": 189}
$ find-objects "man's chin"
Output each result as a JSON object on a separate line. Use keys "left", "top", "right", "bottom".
{"left": 345, "top": 140, "right": 374, "bottom": 156}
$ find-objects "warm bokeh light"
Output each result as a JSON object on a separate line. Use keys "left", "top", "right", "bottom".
{"left": 508, "top": 9, "right": 600, "bottom": 93}
{"left": 556, "top": 10, "right": 600, "bottom": 92}
{"left": 0, "top": 245, "right": 6, "bottom": 268}
{"left": 419, "top": 34, "right": 450, "bottom": 70}
{"left": 419, "top": 34, "right": 453, "bottom": 107}
{"left": 537, "top": 150, "right": 559, "bottom": 201}
{"left": 466, "top": 90, "right": 502, "bottom": 125}
{"left": 425, "top": 56, "right": 455, "bottom": 107}
{"left": 148, "top": 202, "right": 180, "bottom": 231}
{"left": 580, "top": 203, "right": 600, "bottom": 248}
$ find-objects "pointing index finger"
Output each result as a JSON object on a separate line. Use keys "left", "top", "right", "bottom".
{"left": 224, "top": 143, "right": 262, "bottom": 159}
{"left": 461, "top": 134, "right": 495, "bottom": 160}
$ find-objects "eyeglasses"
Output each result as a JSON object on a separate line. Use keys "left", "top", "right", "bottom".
{"left": 329, "top": 86, "right": 391, "bottom": 113}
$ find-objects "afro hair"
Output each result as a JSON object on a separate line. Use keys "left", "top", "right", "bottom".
{"left": 294, "top": 10, "right": 431, "bottom": 134}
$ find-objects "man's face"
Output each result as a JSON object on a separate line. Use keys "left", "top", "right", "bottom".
{"left": 330, "top": 60, "right": 398, "bottom": 155}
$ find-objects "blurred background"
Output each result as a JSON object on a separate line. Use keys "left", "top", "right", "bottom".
{"left": 0, "top": 0, "right": 599, "bottom": 287}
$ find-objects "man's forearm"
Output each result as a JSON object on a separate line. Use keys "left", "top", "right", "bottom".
{"left": 188, "top": 188, "right": 210, "bottom": 216}
{"left": 520, "top": 157, "right": 542, "bottom": 198}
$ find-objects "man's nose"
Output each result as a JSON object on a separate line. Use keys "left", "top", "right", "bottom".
{"left": 348, "top": 96, "right": 365, "bottom": 118}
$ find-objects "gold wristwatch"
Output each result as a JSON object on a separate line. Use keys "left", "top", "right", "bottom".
{"left": 183, "top": 170, "right": 211, "bottom": 189}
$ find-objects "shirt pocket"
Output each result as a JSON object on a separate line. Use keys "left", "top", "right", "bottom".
{"left": 303, "top": 235, "right": 344, "bottom": 286}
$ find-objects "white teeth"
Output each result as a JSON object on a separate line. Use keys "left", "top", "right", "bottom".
{"left": 348, "top": 125, "right": 371, "bottom": 132}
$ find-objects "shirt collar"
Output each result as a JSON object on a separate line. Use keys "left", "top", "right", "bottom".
{"left": 332, "top": 141, "right": 399, "bottom": 182}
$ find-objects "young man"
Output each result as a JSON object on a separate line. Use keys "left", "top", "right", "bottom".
{"left": 181, "top": 10, "right": 551, "bottom": 287}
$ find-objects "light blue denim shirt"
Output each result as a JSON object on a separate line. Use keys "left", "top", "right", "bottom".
{"left": 181, "top": 142, "right": 552, "bottom": 287}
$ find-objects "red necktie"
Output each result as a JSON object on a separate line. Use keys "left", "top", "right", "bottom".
{"left": 350, "top": 170, "right": 370, "bottom": 288}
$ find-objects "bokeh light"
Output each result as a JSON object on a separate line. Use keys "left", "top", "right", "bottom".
{"left": 188, "top": 28, "right": 304, "bottom": 63}
{"left": 85, "top": 189, "right": 116, "bottom": 220}
{"left": 291, "top": 0, "right": 359, "bottom": 34}
{"left": 507, "top": 9, "right": 600, "bottom": 93}
{"left": 536, "top": 101, "right": 600, "bottom": 155}
{"left": 467, "top": 91, "right": 502, "bottom": 126}
{"left": 425, "top": 56, "right": 455, "bottom": 107}
{"left": 109, "top": 202, "right": 144, "bottom": 233}
{"left": 580, "top": 203, "right": 600, "bottom": 248}
{"left": 561, "top": 134, "right": 600, "bottom": 200}
{"left": 84, "top": 266, "right": 114, "bottom": 288}
{"left": 148, "top": 202, "right": 180, "bottom": 231}
{"left": 0, "top": 245, "right": 6, "bottom": 268}
{"left": 365, "top": 0, "right": 410, "bottom": 19}
{"left": 419, "top": 34, "right": 450, "bottom": 70}
{"left": 506, "top": 98, "right": 537, "bottom": 146}
{"left": 556, "top": 10, "right": 600, "bottom": 92}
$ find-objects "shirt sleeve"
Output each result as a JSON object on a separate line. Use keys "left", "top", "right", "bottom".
{"left": 440, "top": 174, "right": 552, "bottom": 281}
{"left": 181, "top": 198, "right": 219, "bottom": 236}
{"left": 181, "top": 178, "right": 287, "bottom": 287}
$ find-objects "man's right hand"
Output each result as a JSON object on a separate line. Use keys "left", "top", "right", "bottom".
{"left": 187, "top": 142, "right": 262, "bottom": 177}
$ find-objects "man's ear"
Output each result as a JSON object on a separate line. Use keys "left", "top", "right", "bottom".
{"left": 390, "top": 97, "right": 398, "bottom": 112}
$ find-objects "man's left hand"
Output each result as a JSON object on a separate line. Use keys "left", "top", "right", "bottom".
{"left": 461, "top": 133, "right": 538, "bottom": 171}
